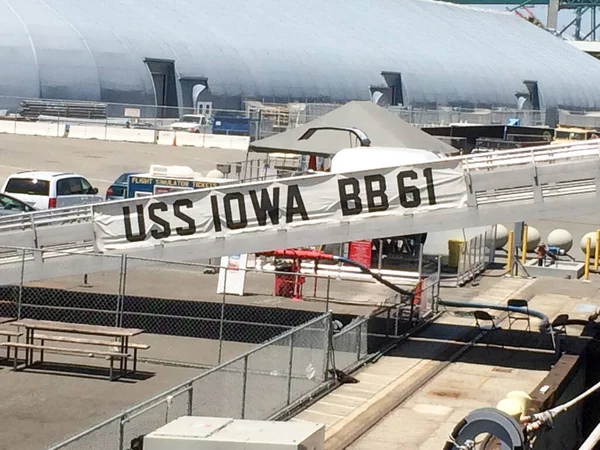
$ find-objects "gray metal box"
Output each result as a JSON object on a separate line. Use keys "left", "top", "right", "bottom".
{"left": 143, "top": 416, "right": 325, "bottom": 450}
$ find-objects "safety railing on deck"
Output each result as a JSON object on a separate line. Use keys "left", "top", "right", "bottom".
{"left": 0, "top": 140, "right": 598, "bottom": 259}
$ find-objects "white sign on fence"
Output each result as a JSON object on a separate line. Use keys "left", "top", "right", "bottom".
{"left": 93, "top": 163, "right": 468, "bottom": 251}
{"left": 217, "top": 254, "right": 248, "bottom": 296}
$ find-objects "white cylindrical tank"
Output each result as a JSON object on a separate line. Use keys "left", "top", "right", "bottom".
{"left": 495, "top": 224, "right": 509, "bottom": 250}
{"left": 516, "top": 226, "right": 540, "bottom": 252}
{"left": 330, "top": 146, "right": 445, "bottom": 173}
{"left": 547, "top": 229, "right": 573, "bottom": 253}
{"left": 580, "top": 232, "right": 597, "bottom": 253}
{"left": 527, "top": 226, "right": 541, "bottom": 252}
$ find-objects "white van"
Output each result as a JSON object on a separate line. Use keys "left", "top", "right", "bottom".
{"left": 1, "top": 171, "right": 104, "bottom": 210}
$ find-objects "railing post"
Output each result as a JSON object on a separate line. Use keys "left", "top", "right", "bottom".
{"left": 187, "top": 384, "right": 194, "bottom": 415}
{"left": 241, "top": 355, "right": 248, "bottom": 419}
{"left": 286, "top": 333, "right": 295, "bottom": 406}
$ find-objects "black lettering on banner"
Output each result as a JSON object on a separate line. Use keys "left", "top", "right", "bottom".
{"left": 338, "top": 178, "right": 362, "bottom": 216}
{"left": 423, "top": 167, "right": 437, "bottom": 205}
{"left": 364, "top": 174, "right": 389, "bottom": 212}
{"left": 397, "top": 170, "right": 421, "bottom": 208}
{"left": 210, "top": 195, "right": 222, "bottom": 232}
{"left": 124, "top": 204, "right": 146, "bottom": 242}
{"left": 173, "top": 198, "right": 196, "bottom": 236}
{"left": 148, "top": 202, "right": 171, "bottom": 239}
{"left": 250, "top": 188, "right": 280, "bottom": 226}
{"left": 286, "top": 185, "right": 309, "bottom": 223}
{"left": 224, "top": 192, "right": 248, "bottom": 229}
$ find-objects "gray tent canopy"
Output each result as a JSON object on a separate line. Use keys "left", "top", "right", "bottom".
{"left": 249, "top": 101, "right": 455, "bottom": 156}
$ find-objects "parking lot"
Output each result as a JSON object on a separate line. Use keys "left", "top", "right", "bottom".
{"left": 0, "top": 134, "right": 247, "bottom": 196}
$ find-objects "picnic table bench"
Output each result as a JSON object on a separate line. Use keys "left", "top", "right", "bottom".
{"left": 0, "top": 317, "right": 21, "bottom": 360}
{"left": 2, "top": 319, "right": 149, "bottom": 381}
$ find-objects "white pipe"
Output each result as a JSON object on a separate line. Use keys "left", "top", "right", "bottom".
{"left": 579, "top": 421, "right": 600, "bottom": 450}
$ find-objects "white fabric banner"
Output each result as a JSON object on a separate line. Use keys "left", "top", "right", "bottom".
{"left": 93, "top": 162, "right": 468, "bottom": 252}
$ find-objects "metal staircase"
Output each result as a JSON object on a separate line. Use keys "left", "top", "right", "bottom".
{"left": 0, "top": 140, "right": 598, "bottom": 285}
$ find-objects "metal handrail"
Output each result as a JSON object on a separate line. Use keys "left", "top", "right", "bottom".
{"left": 1, "top": 140, "right": 598, "bottom": 228}
{"left": 0, "top": 140, "right": 597, "bottom": 262}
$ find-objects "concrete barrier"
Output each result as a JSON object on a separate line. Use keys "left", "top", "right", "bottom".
{"left": 68, "top": 125, "right": 107, "bottom": 140}
{"left": 0, "top": 121, "right": 15, "bottom": 134}
{"left": 0, "top": 120, "right": 65, "bottom": 137}
{"left": 156, "top": 130, "right": 249, "bottom": 150}
{"left": 0, "top": 120, "right": 250, "bottom": 150}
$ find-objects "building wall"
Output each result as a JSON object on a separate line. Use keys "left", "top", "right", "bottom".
{"left": 1, "top": 0, "right": 600, "bottom": 113}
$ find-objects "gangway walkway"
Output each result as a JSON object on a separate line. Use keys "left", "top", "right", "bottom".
{"left": 0, "top": 140, "right": 598, "bottom": 285}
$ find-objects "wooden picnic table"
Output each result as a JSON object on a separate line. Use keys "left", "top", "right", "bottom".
{"left": 10, "top": 319, "right": 143, "bottom": 379}
{"left": 0, "top": 317, "right": 16, "bottom": 325}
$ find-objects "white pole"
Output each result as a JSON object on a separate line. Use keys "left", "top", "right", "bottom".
{"left": 579, "top": 422, "right": 600, "bottom": 450}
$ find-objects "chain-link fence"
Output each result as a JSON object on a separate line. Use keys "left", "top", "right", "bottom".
{"left": 0, "top": 245, "right": 409, "bottom": 367}
{"left": 31, "top": 258, "right": 441, "bottom": 450}
{"left": 332, "top": 270, "right": 441, "bottom": 373}
{"left": 2, "top": 94, "right": 585, "bottom": 147}
{"left": 47, "top": 313, "right": 331, "bottom": 450}
{"left": 45, "top": 271, "right": 442, "bottom": 450}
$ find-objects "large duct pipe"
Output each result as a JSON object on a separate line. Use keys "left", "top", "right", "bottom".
{"left": 439, "top": 299, "right": 550, "bottom": 333}
{"left": 258, "top": 249, "right": 415, "bottom": 298}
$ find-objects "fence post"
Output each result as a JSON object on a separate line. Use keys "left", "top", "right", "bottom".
{"left": 217, "top": 266, "right": 227, "bottom": 364}
{"left": 118, "top": 415, "right": 126, "bottom": 450}
{"left": 187, "top": 383, "right": 194, "bottom": 415}
{"left": 322, "top": 315, "right": 332, "bottom": 381}
{"left": 116, "top": 255, "right": 124, "bottom": 327}
{"left": 17, "top": 249, "right": 25, "bottom": 320}
{"left": 386, "top": 309, "right": 390, "bottom": 338}
{"left": 121, "top": 256, "right": 128, "bottom": 328}
{"left": 286, "top": 333, "right": 295, "bottom": 406}
{"left": 325, "top": 277, "right": 331, "bottom": 312}
{"left": 356, "top": 323, "right": 362, "bottom": 362}
{"left": 241, "top": 354, "right": 248, "bottom": 419}
{"left": 436, "top": 256, "right": 442, "bottom": 312}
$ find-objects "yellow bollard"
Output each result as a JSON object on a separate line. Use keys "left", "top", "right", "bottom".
{"left": 595, "top": 229, "right": 600, "bottom": 272}
{"left": 506, "top": 231, "right": 514, "bottom": 275}
{"left": 585, "top": 236, "right": 591, "bottom": 281}
{"left": 521, "top": 224, "right": 529, "bottom": 265}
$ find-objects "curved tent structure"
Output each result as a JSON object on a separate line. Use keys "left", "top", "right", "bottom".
{"left": 1, "top": 0, "right": 600, "bottom": 114}
{"left": 249, "top": 101, "right": 456, "bottom": 156}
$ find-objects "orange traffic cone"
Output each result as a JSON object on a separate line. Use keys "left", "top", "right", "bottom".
{"left": 172, "top": 133, "right": 177, "bottom": 146}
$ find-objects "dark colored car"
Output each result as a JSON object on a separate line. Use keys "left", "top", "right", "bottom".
{"left": 105, "top": 172, "right": 139, "bottom": 200}
{"left": 0, "top": 192, "right": 37, "bottom": 216}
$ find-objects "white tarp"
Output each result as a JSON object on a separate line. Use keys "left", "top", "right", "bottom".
{"left": 93, "top": 161, "right": 469, "bottom": 252}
